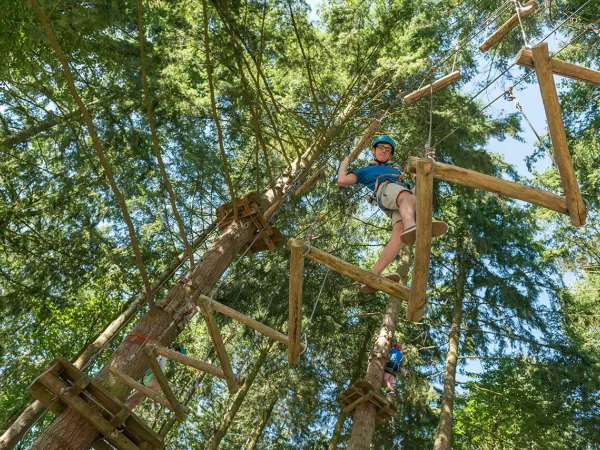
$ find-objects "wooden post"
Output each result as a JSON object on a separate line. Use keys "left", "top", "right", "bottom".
{"left": 152, "top": 344, "right": 227, "bottom": 379}
{"left": 406, "top": 157, "right": 569, "bottom": 215}
{"left": 403, "top": 71, "right": 461, "bottom": 105}
{"left": 348, "top": 119, "right": 382, "bottom": 163}
{"left": 144, "top": 346, "right": 186, "bottom": 421}
{"left": 407, "top": 159, "right": 434, "bottom": 322}
{"left": 195, "top": 295, "right": 239, "bottom": 394}
{"left": 479, "top": 0, "right": 538, "bottom": 52}
{"left": 515, "top": 48, "right": 600, "bottom": 86}
{"left": 109, "top": 367, "right": 185, "bottom": 413}
{"left": 286, "top": 241, "right": 410, "bottom": 300}
{"left": 201, "top": 295, "right": 296, "bottom": 348}
{"left": 288, "top": 239, "right": 305, "bottom": 365}
{"left": 531, "top": 42, "right": 587, "bottom": 226}
{"left": 295, "top": 169, "right": 326, "bottom": 197}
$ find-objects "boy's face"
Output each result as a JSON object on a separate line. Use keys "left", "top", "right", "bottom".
{"left": 373, "top": 143, "right": 393, "bottom": 162}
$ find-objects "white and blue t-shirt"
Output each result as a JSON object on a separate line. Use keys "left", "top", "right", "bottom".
{"left": 351, "top": 163, "right": 403, "bottom": 192}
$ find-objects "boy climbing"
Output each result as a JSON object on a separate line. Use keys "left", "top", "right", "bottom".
{"left": 337, "top": 135, "right": 447, "bottom": 293}
{"left": 126, "top": 343, "right": 186, "bottom": 410}
{"left": 383, "top": 343, "right": 404, "bottom": 401}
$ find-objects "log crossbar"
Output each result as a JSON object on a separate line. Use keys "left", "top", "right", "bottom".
{"left": 288, "top": 239, "right": 305, "bottom": 365}
{"left": 515, "top": 48, "right": 600, "bottom": 86}
{"left": 403, "top": 71, "right": 461, "bottom": 105}
{"left": 408, "top": 159, "right": 434, "bottom": 322}
{"left": 295, "top": 169, "right": 326, "bottom": 197}
{"left": 195, "top": 295, "right": 239, "bottom": 394}
{"left": 479, "top": 0, "right": 538, "bottom": 52}
{"left": 348, "top": 119, "right": 382, "bottom": 163}
{"left": 286, "top": 240, "right": 410, "bottom": 300}
{"left": 530, "top": 42, "right": 587, "bottom": 226}
{"left": 153, "top": 344, "right": 227, "bottom": 380}
{"left": 145, "top": 346, "right": 187, "bottom": 421}
{"left": 407, "top": 157, "right": 569, "bottom": 216}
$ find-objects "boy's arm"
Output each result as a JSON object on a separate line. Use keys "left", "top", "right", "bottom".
{"left": 337, "top": 157, "right": 358, "bottom": 186}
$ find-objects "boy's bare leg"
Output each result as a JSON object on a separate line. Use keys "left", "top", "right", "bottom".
{"left": 125, "top": 378, "right": 161, "bottom": 410}
{"left": 383, "top": 372, "right": 395, "bottom": 391}
{"left": 397, "top": 191, "right": 416, "bottom": 228}
{"left": 371, "top": 220, "right": 404, "bottom": 275}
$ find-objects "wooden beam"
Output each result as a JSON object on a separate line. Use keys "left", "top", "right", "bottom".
{"left": 407, "top": 159, "right": 434, "bottom": 322}
{"left": 109, "top": 367, "right": 188, "bottom": 414}
{"left": 479, "top": 0, "right": 538, "bottom": 52}
{"left": 38, "top": 372, "right": 140, "bottom": 450}
{"left": 515, "top": 48, "right": 600, "bottom": 86}
{"left": 195, "top": 295, "right": 239, "bottom": 394}
{"left": 27, "top": 382, "right": 67, "bottom": 416}
{"left": 295, "top": 168, "right": 326, "bottom": 197}
{"left": 287, "top": 241, "right": 410, "bottom": 300}
{"left": 202, "top": 295, "right": 299, "bottom": 349}
{"left": 403, "top": 71, "right": 461, "bottom": 105}
{"left": 343, "top": 392, "right": 372, "bottom": 413}
{"left": 407, "top": 157, "right": 569, "bottom": 215}
{"left": 531, "top": 42, "right": 587, "bottom": 226}
{"left": 348, "top": 119, "right": 382, "bottom": 163}
{"left": 152, "top": 344, "right": 227, "bottom": 380}
{"left": 144, "top": 346, "right": 186, "bottom": 421}
{"left": 288, "top": 239, "right": 305, "bottom": 365}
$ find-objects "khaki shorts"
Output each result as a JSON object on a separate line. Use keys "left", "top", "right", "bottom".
{"left": 378, "top": 182, "right": 413, "bottom": 228}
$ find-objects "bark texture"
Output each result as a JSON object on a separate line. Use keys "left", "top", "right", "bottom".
{"left": 346, "top": 246, "right": 411, "bottom": 450}
{"left": 433, "top": 262, "right": 466, "bottom": 450}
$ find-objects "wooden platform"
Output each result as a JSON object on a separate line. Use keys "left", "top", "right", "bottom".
{"left": 339, "top": 380, "right": 397, "bottom": 422}
{"left": 28, "top": 358, "right": 163, "bottom": 450}
{"left": 215, "top": 192, "right": 263, "bottom": 229}
{"left": 244, "top": 225, "right": 285, "bottom": 257}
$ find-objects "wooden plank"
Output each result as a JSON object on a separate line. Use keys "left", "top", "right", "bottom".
{"left": 27, "top": 382, "right": 67, "bottom": 416}
{"left": 287, "top": 241, "right": 410, "bottom": 300}
{"left": 109, "top": 367, "right": 179, "bottom": 412}
{"left": 403, "top": 71, "right": 461, "bottom": 105}
{"left": 407, "top": 159, "right": 434, "bottom": 322}
{"left": 288, "top": 239, "right": 305, "bottom": 365}
{"left": 531, "top": 42, "right": 587, "bottom": 226}
{"left": 196, "top": 296, "right": 239, "bottom": 394}
{"left": 406, "top": 157, "right": 569, "bottom": 215}
{"left": 153, "top": 344, "right": 226, "bottom": 380}
{"left": 515, "top": 48, "right": 600, "bottom": 86}
{"left": 38, "top": 372, "right": 141, "bottom": 450}
{"left": 144, "top": 346, "right": 187, "bottom": 421}
{"left": 348, "top": 119, "right": 382, "bottom": 163}
{"left": 202, "top": 295, "right": 297, "bottom": 348}
{"left": 295, "top": 169, "right": 326, "bottom": 197}
{"left": 343, "top": 392, "right": 372, "bottom": 413}
{"left": 479, "top": 0, "right": 538, "bottom": 52}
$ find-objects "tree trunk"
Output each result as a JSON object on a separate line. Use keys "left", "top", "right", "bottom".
{"left": 0, "top": 109, "right": 81, "bottom": 147}
{"left": 28, "top": 109, "right": 348, "bottom": 448}
{"left": 433, "top": 264, "right": 466, "bottom": 450}
{"left": 0, "top": 223, "right": 216, "bottom": 450}
{"left": 346, "top": 246, "right": 411, "bottom": 450}
{"left": 205, "top": 341, "right": 274, "bottom": 450}
{"left": 328, "top": 410, "right": 348, "bottom": 450}
{"left": 245, "top": 397, "right": 278, "bottom": 450}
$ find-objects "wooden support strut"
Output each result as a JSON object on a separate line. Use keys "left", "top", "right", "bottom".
{"left": 530, "top": 42, "right": 587, "bottom": 226}
{"left": 295, "top": 168, "right": 326, "bottom": 197}
{"left": 153, "top": 344, "right": 228, "bottom": 380}
{"left": 144, "top": 346, "right": 187, "bottom": 421}
{"left": 403, "top": 71, "right": 461, "bottom": 105}
{"left": 407, "top": 157, "right": 569, "bottom": 215}
{"left": 286, "top": 240, "right": 410, "bottom": 300}
{"left": 348, "top": 119, "right": 382, "bottom": 163}
{"left": 515, "top": 48, "right": 600, "bottom": 86}
{"left": 407, "top": 159, "right": 434, "bottom": 322}
{"left": 479, "top": 0, "right": 538, "bottom": 52}
{"left": 288, "top": 239, "right": 305, "bottom": 365}
{"left": 195, "top": 294, "right": 239, "bottom": 394}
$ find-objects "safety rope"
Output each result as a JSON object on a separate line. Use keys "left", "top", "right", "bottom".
{"left": 513, "top": 0, "right": 530, "bottom": 48}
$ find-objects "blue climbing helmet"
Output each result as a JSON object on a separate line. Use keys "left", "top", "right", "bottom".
{"left": 372, "top": 135, "right": 396, "bottom": 154}
{"left": 172, "top": 343, "right": 187, "bottom": 355}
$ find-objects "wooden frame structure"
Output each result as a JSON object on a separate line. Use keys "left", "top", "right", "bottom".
{"left": 515, "top": 48, "right": 600, "bottom": 86}
{"left": 28, "top": 358, "right": 162, "bottom": 450}
{"left": 348, "top": 119, "right": 382, "bottom": 163}
{"left": 339, "top": 380, "right": 397, "bottom": 422}
{"left": 403, "top": 71, "right": 461, "bottom": 105}
{"left": 479, "top": 0, "right": 538, "bottom": 52}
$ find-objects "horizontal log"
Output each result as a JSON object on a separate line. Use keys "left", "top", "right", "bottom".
{"left": 295, "top": 169, "right": 326, "bottom": 197}
{"left": 515, "top": 48, "right": 600, "bottom": 86}
{"left": 348, "top": 119, "right": 382, "bottom": 163}
{"left": 287, "top": 241, "right": 410, "bottom": 300}
{"left": 152, "top": 344, "right": 226, "bottom": 380}
{"left": 479, "top": 0, "right": 538, "bottom": 52}
{"left": 403, "top": 71, "right": 461, "bottom": 105}
{"left": 407, "top": 157, "right": 568, "bottom": 215}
